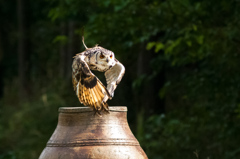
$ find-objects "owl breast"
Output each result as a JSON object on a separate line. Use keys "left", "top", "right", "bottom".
{"left": 89, "top": 63, "right": 110, "bottom": 72}
{"left": 87, "top": 57, "right": 113, "bottom": 72}
{"left": 84, "top": 50, "right": 116, "bottom": 72}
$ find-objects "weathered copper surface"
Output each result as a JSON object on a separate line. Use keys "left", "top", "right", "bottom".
{"left": 39, "top": 106, "right": 148, "bottom": 159}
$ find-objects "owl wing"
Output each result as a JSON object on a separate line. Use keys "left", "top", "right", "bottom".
{"left": 104, "top": 59, "right": 125, "bottom": 102}
{"left": 72, "top": 54, "right": 111, "bottom": 113}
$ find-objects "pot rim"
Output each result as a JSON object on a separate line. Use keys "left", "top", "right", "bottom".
{"left": 59, "top": 106, "right": 127, "bottom": 113}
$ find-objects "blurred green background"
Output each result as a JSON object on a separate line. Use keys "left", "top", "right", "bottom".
{"left": 1, "top": 0, "right": 240, "bottom": 158}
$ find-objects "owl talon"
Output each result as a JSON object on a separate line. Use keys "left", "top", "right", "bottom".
{"left": 104, "top": 109, "right": 110, "bottom": 114}
{"left": 94, "top": 110, "right": 102, "bottom": 117}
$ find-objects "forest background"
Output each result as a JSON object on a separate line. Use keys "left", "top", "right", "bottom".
{"left": 1, "top": 0, "right": 240, "bottom": 159}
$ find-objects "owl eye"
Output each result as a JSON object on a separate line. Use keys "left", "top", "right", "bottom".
{"left": 100, "top": 54, "right": 105, "bottom": 59}
{"left": 110, "top": 55, "right": 113, "bottom": 59}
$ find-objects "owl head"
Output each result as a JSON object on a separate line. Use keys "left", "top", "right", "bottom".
{"left": 90, "top": 46, "right": 116, "bottom": 69}
{"left": 82, "top": 37, "right": 116, "bottom": 70}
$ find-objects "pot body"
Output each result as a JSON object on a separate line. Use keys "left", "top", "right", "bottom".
{"left": 39, "top": 106, "right": 148, "bottom": 159}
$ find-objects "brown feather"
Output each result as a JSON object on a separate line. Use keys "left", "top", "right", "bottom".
{"left": 96, "top": 86, "right": 104, "bottom": 99}
{"left": 93, "top": 87, "right": 102, "bottom": 108}
{"left": 90, "top": 88, "right": 98, "bottom": 110}
{"left": 83, "top": 86, "right": 88, "bottom": 104}
{"left": 72, "top": 53, "right": 116, "bottom": 114}
{"left": 85, "top": 88, "right": 92, "bottom": 107}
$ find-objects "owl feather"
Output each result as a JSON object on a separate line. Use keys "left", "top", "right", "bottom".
{"left": 72, "top": 38, "right": 125, "bottom": 115}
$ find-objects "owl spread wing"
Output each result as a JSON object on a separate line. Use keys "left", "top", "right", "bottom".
{"left": 72, "top": 54, "right": 111, "bottom": 113}
{"left": 104, "top": 59, "right": 125, "bottom": 102}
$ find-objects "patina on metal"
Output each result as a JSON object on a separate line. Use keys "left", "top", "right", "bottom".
{"left": 39, "top": 106, "right": 148, "bottom": 159}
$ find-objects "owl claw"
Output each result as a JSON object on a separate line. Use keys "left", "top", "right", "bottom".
{"left": 93, "top": 109, "right": 102, "bottom": 117}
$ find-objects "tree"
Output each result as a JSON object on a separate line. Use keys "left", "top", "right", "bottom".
{"left": 17, "top": 0, "right": 28, "bottom": 100}
{"left": 1, "top": 0, "right": 240, "bottom": 158}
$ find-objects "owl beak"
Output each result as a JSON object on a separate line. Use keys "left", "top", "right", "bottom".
{"left": 106, "top": 58, "right": 109, "bottom": 63}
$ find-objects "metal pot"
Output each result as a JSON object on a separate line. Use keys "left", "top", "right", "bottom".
{"left": 39, "top": 106, "right": 148, "bottom": 159}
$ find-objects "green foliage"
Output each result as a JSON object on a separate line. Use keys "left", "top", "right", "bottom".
{"left": 147, "top": 42, "right": 165, "bottom": 53}
{"left": 53, "top": 35, "right": 68, "bottom": 45}
{"left": 143, "top": 104, "right": 240, "bottom": 158}
{"left": 0, "top": 80, "right": 75, "bottom": 158}
{"left": 139, "top": 0, "right": 240, "bottom": 158}
{"left": 1, "top": 0, "right": 240, "bottom": 158}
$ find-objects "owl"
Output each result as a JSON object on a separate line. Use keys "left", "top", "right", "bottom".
{"left": 72, "top": 37, "right": 125, "bottom": 115}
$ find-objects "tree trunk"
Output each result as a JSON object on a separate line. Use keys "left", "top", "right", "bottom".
{"left": 135, "top": 43, "right": 153, "bottom": 140}
{"left": 67, "top": 21, "right": 79, "bottom": 79}
{"left": 59, "top": 21, "right": 79, "bottom": 80}
{"left": 0, "top": 31, "right": 3, "bottom": 98}
{"left": 59, "top": 22, "right": 67, "bottom": 78}
{"left": 134, "top": 43, "right": 165, "bottom": 139}
{"left": 17, "top": 0, "right": 27, "bottom": 100}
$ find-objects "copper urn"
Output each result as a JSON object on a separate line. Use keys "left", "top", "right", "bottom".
{"left": 39, "top": 106, "right": 148, "bottom": 159}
